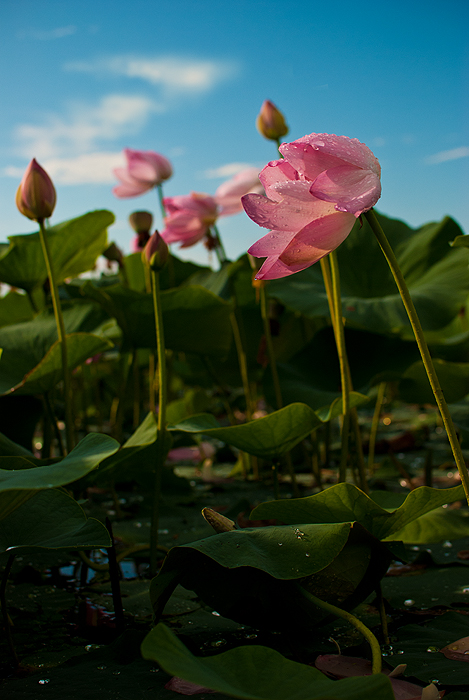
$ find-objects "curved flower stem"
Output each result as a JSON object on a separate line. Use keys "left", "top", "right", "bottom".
{"left": 150, "top": 269, "right": 169, "bottom": 576}
{"left": 38, "top": 219, "right": 74, "bottom": 453}
{"left": 329, "top": 251, "right": 350, "bottom": 482}
{"left": 321, "top": 256, "right": 368, "bottom": 491}
{"left": 365, "top": 208, "right": 469, "bottom": 503}
{"left": 295, "top": 583, "right": 381, "bottom": 674}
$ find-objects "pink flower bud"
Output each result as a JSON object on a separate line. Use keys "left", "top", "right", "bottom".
{"left": 256, "top": 100, "right": 289, "bottom": 141}
{"left": 16, "top": 159, "right": 56, "bottom": 222}
{"left": 129, "top": 210, "right": 153, "bottom": 234}
{"left": 143, "top": 231, "right": 169, "bottom": 272}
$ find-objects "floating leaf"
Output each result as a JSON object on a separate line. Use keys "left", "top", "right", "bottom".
{"left": 251, "top": 482, "right": 466, "bottom": 541}
{"left": 150, "top": 522, "right": 390, "bottom": 632}
{"left": 0, "top": 433, "right": 119, "bottom": 491}
{"left": 142, "top": 623, "right": 394, "bottom": 700}
{"left": 169, "top": 403, "right": 322, "bottom": 458}
{"left": 385, "top": 611, "right": 469, "bottom": 685}
{"left": 0, "top": 488, "right": 110, "bottom": 552}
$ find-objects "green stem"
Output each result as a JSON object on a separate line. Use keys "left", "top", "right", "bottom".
{"left": 38, "top": 220, "right": 74, "bottom": 452}
{"left": 150, "top": 270, "right": 168, "bottom": 576}
{"left": 212, "top": 225, "right": 227, "bottom": 264}
{"left": 230, "top": 310, "right": 253, "bottom": 421}
{"left": 156, "top": 184, "right": 166, "bottom": 221}
{"left": 329, "top": 250, "right": 350, "bottom": 482}
{"left": 295, "top": 584, "right": 381, "bottom": 674}
{"left": 368, "top": 382, "right": 386, "bottom": 473}
{"left": 259, "top": 284, "right": 283, "bottom": 410}
{"left": 365, "top": 209, "right": 469, "bottom": 504}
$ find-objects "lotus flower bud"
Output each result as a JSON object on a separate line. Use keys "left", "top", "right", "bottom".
{"left": 129, "top": 210, "right": 153, "bottom": 234}
{"left": 16, "top": 159, "right": 56, "bottom": 222}
{"left": 256, "top": 100, "right": 289, "bottom": 141}
{"left": 143, "top": 231, "right": 169, "bottom": 272}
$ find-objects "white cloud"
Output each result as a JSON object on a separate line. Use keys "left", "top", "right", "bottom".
{"left": 5, "top": 152, "right": 124, "bottom": 185}
{"left": 425, "top": 147, "right": 469, "bottom": 165}
{"left": 18, "top": 26, "right": 77, "bottom": 40}
{"left": 13, "top": 94, "right": 160, "bottom": 160}
{"left": 64, "top": 55, "right": 237, "bottom": 94}
{"left": 203, "top": 162, "right": 258, "bottom": 179}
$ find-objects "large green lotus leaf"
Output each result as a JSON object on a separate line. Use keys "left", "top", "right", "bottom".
{"left": 388, "top": 507, "right": 469, "bottom": 544}
{"left": 0, "top": 488, "right": 110, "bottom": 552}
{"left": 81, "top": 282, "right": 233, "bottom": 355}
{"left": 251, "top": 482, "right": 466, "bottom": 541}
{"left": 385, "top": 612, "right": 469, "bottom": 685}
{"left": 0, "top": 433, "right": 119, "bottom": 492}
{"left": 150, "top": 521, "right": 390, "bottom": 633}
{"left": 95, "top": 412, "right": 175, "bottom": 487}
{"left": 0, "top": 432, "right": 34, "bottom": 458}
{"left": 0, "top": 291, "right": 35, "bottom": 328}
{"left": 0, "top": 211, "right": 114, "bottom": 293}
{"left": 1, "top": 333, "right": 113, "bottom": 395}
{"left": 399, "top": 358, "right": 469, "bottom": 404}
{"left": 141, "top": 623, "right": 394, "bottom": 700}
{"left": 268, "top": 213, "right": 469, "bottom": 337}
{"left": 273, "top": 327, "right": 421, "bottom": 404}
{"left": 0, "top": 300, "right": 112, "bottom": 393}
{"left": 168, "top": 403, "right": 322, "bottom": 458}
{"left": 123, "top": 251, "right": 210, "bottom": 293}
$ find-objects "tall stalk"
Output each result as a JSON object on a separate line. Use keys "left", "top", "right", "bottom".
{"left": 365, "top": 209, "right": 469, "bottom": 504}
{"left": 149, "top": 269, "right": 169, "bottom": 576}
{"left": 38, "top": 220, "right": 74, "bottom": 452}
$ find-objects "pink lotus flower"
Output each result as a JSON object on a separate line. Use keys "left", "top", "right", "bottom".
{"left": 242, "top": 133, "right": 381, "bottom": 280}
{"left": 215, "top": 167, "right": 263, "bottom": 217}
{"left": 160, "top": 169, "right": 263, "bottom": 249}
{"left": 113, "top": 148, "right": 172, "bottom": 198}
{"left": 161, "top": 193, "right": 219, "bottom": 248}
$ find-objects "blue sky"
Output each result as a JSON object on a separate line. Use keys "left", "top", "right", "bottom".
{"left": 1, "top": 0, "right": 468, "bottom": 266}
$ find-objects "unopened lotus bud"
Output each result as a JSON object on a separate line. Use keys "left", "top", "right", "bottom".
{"left": 143, "top": 231, "right": 169, "bottom": 272}
{"left": 256, "top": 100, "right": 289, "bottom": 141}
{"left": 129, "top": 210, "right": 153, "bottom": 234}
{"left": 16, "top": 159, "right": 56, "bottom": 222}
{"left": 202, "top": 507, "right": 236, "bottom": 533}
{"left": 103, "top": 242, "right": 124, "bottom": 265}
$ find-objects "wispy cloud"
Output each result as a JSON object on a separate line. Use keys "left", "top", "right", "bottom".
{"left": 64, "top": 55, "right": 238, "bottom": 94}
{"left": 17, "top": 25, "right": 77, "bottom": 40}
{"left": 5, "top": 152, "right": 124, "bottom": 185}
{"left": 425, "top": 146, "right": 469, "bottom": 165}
{"left": 203, "top": 162, "right": 258, "bottom": 179}
{"left": 13, "top": 94, "right": 160, "bottom": 160}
